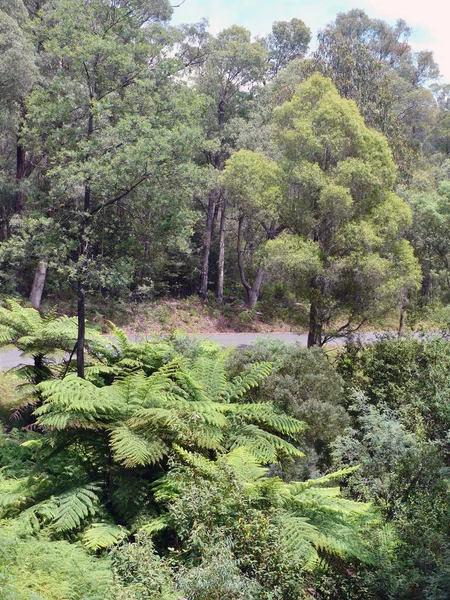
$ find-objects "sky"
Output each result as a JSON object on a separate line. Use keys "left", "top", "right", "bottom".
{"left": 170, "top": 0, "right": 450, "bottom": 82}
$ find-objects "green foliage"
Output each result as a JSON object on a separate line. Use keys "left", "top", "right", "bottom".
{"left": 0, "top": 325, "right": 385, "bottom": 599}
{"left": 149, "top": 450, "right": 376, "bottom": 598}
{"left": 110, "top": 535, "right": 176, "bottom": 600}
{"left": 271, "top": 73, "right": 421, "bottom": 343}
{"left": 261, "top": 18, "right": 311, "bottom": 79}
{"left": 0, "top": 527, "right": 111, "bottom": 600}
{"left": 3, "top": 3, "right": 450, "bottom": 596}
{"left": 227, "top": 339, "right": 349, "bottom": 472}
{"left": 340, "top": 336, "right": 450, "bottom": 438}
{"left": 0, "top": 298, "right": 103, "bottom": 362}
{"left": 333, "top": 349, "right": 450, "bottom": 599}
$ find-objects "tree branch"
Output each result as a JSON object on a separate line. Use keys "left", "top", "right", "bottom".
{"left": 90, "top": 173, "right": 151, "bottom": 216}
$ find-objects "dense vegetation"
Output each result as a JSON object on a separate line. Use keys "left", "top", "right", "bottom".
{"left": 1, "top": 302, "right": 450, "bottom": 598}
{"left": 2, "top": 1, "right": 450, "bottom": 598}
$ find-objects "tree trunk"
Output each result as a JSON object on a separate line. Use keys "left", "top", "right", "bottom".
{"left": 237, "top": 216, "right": 265, "bottom": 309}
{"left": 237, "top": 215, "right": 251, "bottom": 298}
{"left": 77, "top": 110, "right": 93, "bottom": 379}
{"left": 30, "top": 261, "right": 48, "bottom": 309}
{"left": 1, "top": 204, "right": 8, "bottom": 241}
{"left": 198, "top": 188, "right": 219, "bottom": 299}
{"left": 77, "top": 279, "right": 86, "bottom": 379}
{"left": 15, "top": 101, "right": 27, "bottom": 214}
{"left": 216, "top": 200, "right": 227, "bottom": 304}
{"left": 398, "top": 306, "right": 405, "bottom": 337}
{"left": 247, "top": 268, "right": 265, "bottom": 309}
{"left": 421, "top": 270, "right": 432, "bottom": 303}
{"left": 307, "top": 298, "right": 323, "bottom": 348}
{"left": 77, "top": 183, "right": 90, "bottom": 379}
{"left": 15, "top": 143, "right": 26, "bottom": 213}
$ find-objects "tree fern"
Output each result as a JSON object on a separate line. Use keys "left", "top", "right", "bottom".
{"left": 2, "top": 332, "right": 312, "bottom": 553}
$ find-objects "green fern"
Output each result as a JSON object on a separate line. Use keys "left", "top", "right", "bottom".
{"left": 110, "top": 426, "right": 169, "bottom": 468}
{"left": 82, "top": 522, "right": 127, "bottom": 550}
{"left": 51, "top": 483, "right": 100, "bottom": 532}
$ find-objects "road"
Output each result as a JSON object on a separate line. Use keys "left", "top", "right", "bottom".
{"left": 0, "top": 331, "right": 387, "bottom": 371}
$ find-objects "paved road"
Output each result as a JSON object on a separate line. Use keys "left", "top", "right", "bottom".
{"left": 0, "top": 331, "right": 388, "bottom": 371}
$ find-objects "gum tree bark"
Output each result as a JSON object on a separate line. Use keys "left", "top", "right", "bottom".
{"left": 29, "top": 261, "right": 48, "bottom": 309}
{"left": 216, "top": 200, "right": 227, "bottom": 304}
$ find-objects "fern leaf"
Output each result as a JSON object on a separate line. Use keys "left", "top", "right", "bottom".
{"left": 51, "top": 483, "right": 100, "bottom": 532}
{"left": 223, "top": 447, "right": 268, "bottom": 482}
{"left": 192, "top": 355, "right": 228, "bottom": 401}
{"left": 110, "top": 426, "right": 168, "bottom": 467}
{"left": 137, "top": 516, "right": 168, "bottom": 536}
{"left": 226, "top": 362, "right": 272, "bottom": 401}
{"left": 83, "top": 523, "right": 127, "bottom": 550}
{"left": 229, "top": 423, "right": 304, "bottom": 463}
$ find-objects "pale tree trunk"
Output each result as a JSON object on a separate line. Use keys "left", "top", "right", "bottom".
{"left": 30, "top": 261, "right": 48, "bottom": 309}
{"left": 216, "top": 200, "right": 227, "bottom": 304}
{"left": 237, "top": 216, "right": 265, "bottom": 309}
{"left": 247, "top": 268, "right": 265, "bottom": 309}
{"left": 198, "top": 187, "right": 219, "bottom": 299}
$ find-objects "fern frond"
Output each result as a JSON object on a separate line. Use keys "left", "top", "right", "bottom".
{"left": 226, "top": 362, "right": 272, "bottom": 401}
{"left": 192, "top": 355, "right": 228, "bottom": 401}
{"left": 228, "top": 403, "right": 307, "bottom": 439}
{"left": 109, "top": 323, "right": 130, "bottom": 355}
{"left": 82, "top": 523, "right": 127, "bottom": 550}
{"left": 36, "top": 375, "right": 122, "bottom": 427}
{"left": 289, "top": 467, "right": 361, "bottom": 494}
{"left": 222, "top": 447, "right": 268, "bottom": 482}
{"left": 229, "top": 423, "right": 304, "bottom": 463}
{"left": 110, "top": 426, "right": 168, "bottom": 467}
{"left": 137, "top": 516, "right": 168, "bottom": 536}
{"left": 0, "top": 475, "right": 30, "bottom": 515}
{"left": 51, "top": 483, "right": 100, "bottom": 532}
{"left": 172, "top": 445, "right": 217, "bottom": 476}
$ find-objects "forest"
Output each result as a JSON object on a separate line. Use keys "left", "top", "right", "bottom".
{"left": 1, "top": 0, "right": 450, "bottom": 598}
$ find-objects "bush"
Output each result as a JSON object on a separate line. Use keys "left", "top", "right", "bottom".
{"left": 227, "top": 340, "right": 349, "bottom": 468}
{"left": 110, "top": 536, "right": 176, "bottom": 600}
{"left": 339, "top": 336, "right": 450, "bottom": 438}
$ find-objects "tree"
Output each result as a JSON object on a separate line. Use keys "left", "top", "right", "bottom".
{"left": 259, "top": 18, "right": 311, "bottom": 80}
{"left": 0, "top": 2, "right": 38, "bottom": 238}
{"left": 272, "top": 74, "right": 421, "bottom": 346}
{"left": 331, "top": 388, "right": 450, "bottom": 599}
{"left": 24, "top": 0, "right": 203, "bottom": 377}
{"left": 313, "top": 9, "right": 439, "bottom": 176}
{"left": 221, "top": 149, "right": 284, "bottom": 307}
{"left": 402, "top": 166, "right": 450, "bottom": 305}
{"left": 194, "top": 26, "right": 267, "bottom": 300}
{"left": 428, "top": 84, "right": 450, "bottom": 156}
